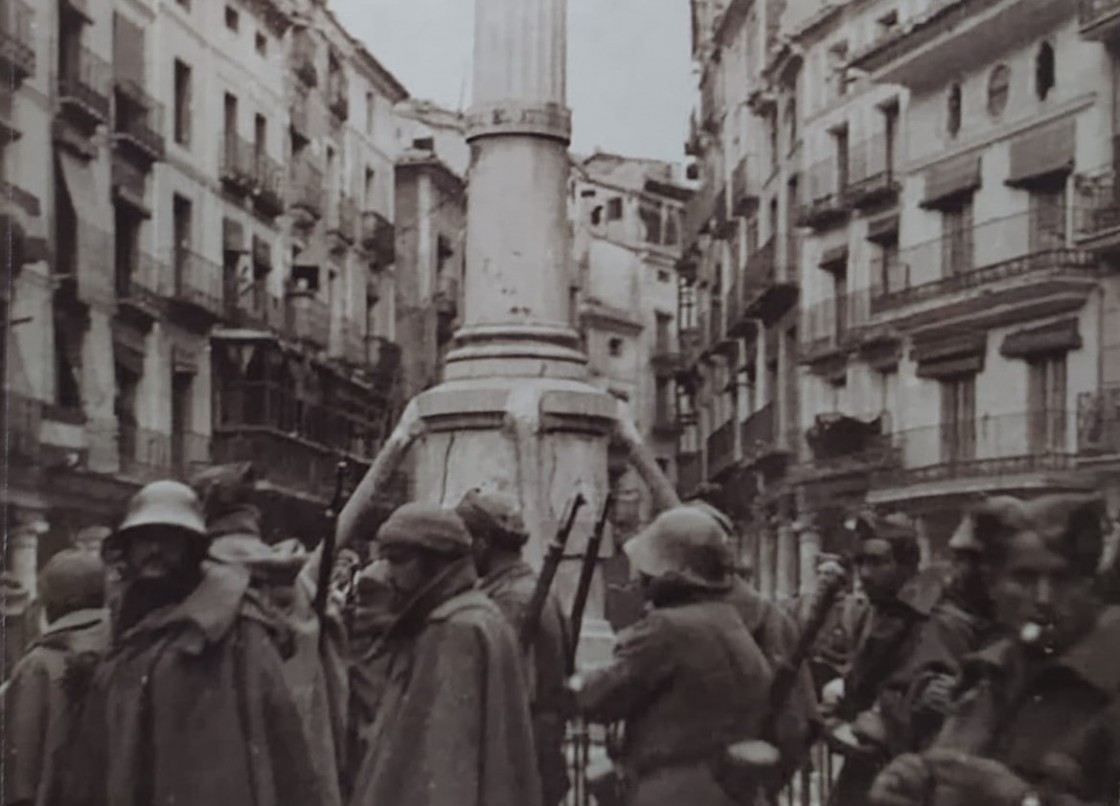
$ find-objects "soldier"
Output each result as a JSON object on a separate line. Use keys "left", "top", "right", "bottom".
{"left": 870, "top": 493, "right": 1120, "bottom": 806}
{"left": 348, "top": 502, "right": 542, "bottom": 806}
{"left": 61, "top": 480, "right": 320, "bottom": 806}
{"left": 456, "top": 488, "right": 573, "bottom": 806}
{"left": 826, "top": 512, "right": 968, "bottom": 805}
{"left": 4, "top": 550, "right": 109, "bottom": 806}
{"left": 689, "top": 501, "right": 821, "bottom": 796}
{"left": 569, "top": 506, "right": 773, "bottom": 806}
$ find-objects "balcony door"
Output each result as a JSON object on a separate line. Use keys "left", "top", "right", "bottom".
{"left": 171, "top": 371, "right": 193, "bottom": 476}
{"left": 942, "top": 198, "right": 974, "bottom": 277}
{"left": 1028, "top": 353, "right": 1067, "bottom": 455}
{"left": 1029, "top": 185, "right": 1067, "bottom": 254}
{"left": 940, "top": 374, "right": 976, "bottom": 465}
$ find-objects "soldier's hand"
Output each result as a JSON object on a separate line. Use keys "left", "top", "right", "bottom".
{"left": 822, "top": 677, "right": 845, "bottom": 709}
{"left": 869, "top": 753, "right": 931, "bottom": 806}
{"left": 919, "top": 674, "right": 957, "bottom": 713}
{"left": 923, "top": 749, "right": 1032, "bottom": 806}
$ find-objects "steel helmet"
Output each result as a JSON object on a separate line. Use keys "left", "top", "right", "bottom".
{"left": 624, "top": 506, "right": 733, "bottom": 590}
{"left": 39, "top": 548, "right": 105, "bottom": 615}
{"left": 456, "top": 488, "right": 528, "bottom": 547}
{"left": 118, "top": 480, "right": 208, "bottom": 538}
{"left": 949, "top": 496, "right": 1024, "bottom": 554}
{"left": 377, "top": 502, "right": 473, "bottom": 556}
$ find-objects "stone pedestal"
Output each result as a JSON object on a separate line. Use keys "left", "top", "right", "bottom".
{"left": 798, "top": 527, "right": 822, "bottom": 596}
{"left": 775, "top": 522, "right": 797, "bottom": 602}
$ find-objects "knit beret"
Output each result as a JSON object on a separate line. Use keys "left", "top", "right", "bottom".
{"left": 456, "top": 489, "right": 529, "bottom": 547}
{"left": 377, "top": 502, "right": 472, "bottom": 556}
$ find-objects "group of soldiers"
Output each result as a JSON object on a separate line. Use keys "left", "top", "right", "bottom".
{"left": 3, "top": 460, "right": 1120, "bottom": 806}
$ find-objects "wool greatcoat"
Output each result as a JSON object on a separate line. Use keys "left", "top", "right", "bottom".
{"left": 61, "top": 562, "right": 321, "bottom": 806}
{"left": 3, "top": 608, "right": 109, "bottom": 806}
{"left": 347, "top": 558, "right": 543, "bottom": 806}
{"left": 479, "top": 558, "right": 573, "bottom": 806}
{"left": 577, "top": 595, "right": 773, "bottom": 806}
{"left": 927, "top": 605, "right": 1120, "bottom": 806}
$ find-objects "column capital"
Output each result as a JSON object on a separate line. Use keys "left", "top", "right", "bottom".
{"left": 464, "top": 102, "right": 572, "bottom": 144}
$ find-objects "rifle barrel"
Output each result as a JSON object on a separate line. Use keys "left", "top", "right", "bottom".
{"left": 569, "top": 493, "right": 614, "bottom": 658}
{"left": 519, "top": 493, "right": 586, "bottom": 648}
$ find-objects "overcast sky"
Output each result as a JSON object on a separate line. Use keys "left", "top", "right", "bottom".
{"left": 330, "top": 0, "right": 695, "bottom": 163}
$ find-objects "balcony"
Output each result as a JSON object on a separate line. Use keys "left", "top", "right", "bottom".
{"left": 712, "top": 185, "right": 733, "bottom": 239}
{"left": 682, "top": 181, "right": 717, "bottom": 251}
{"left": 1082, "top": 0, "right": 1120, "bottom": 40}
{"left": 731, "top": 156, "right": 760, "bottom": 216}
{"left": 289, "top": 84, "right": 312, "bottom": 144}
{"left": 845, "top": 134, "right": 899, "bottom": 209}
{"left": 678, "top": 451, "right": 702, "bottom": 496}
{"left": 327, "top": 196, "right": 358, "bottom": 250}
{"left": 651, "top": 338, "right": 681, "bottom": 377}
{"left": 234, "top": 283, "right": 286, "bottom": 333}
{"left": 872, "top": 211, "right": 1098, "bottom": 334}
{"left": 116, "top": 251, "right": 165, "bottom": 322}
{"left": 870, "top": 411, "right": 1080, "bottom": 501}
{"left": 287, "top": 291, "right": 331, "bottom": 349}
{"left": 740, "top": 238, "right": 800, "bottom": 327}
{"left": 797, "top": 158, "right": 850, "bottom": 230}
{"left": 361, "top": 209, "right": 395, "bottom": 264}
{"left": 676, "top": 326, "right": 703, "bottom": 384}
{"left": 850, "top": 0, "right": 1071, "bottom": 88}
{"left": 221, "top": 135, "right": 257, "bottom": 196}
{"left": 212, "top": 427, "right": 340, "bottom": 503}
{"left": 112, "top": 85, "right": 165, "bottom": 164}
{"left": 171, "top": 249, "right": 224, "bottom": 319}
{"left": 291, "top": 28, "right": 318, "bottom": 87}
{"left": 58, "top": 44, "right": 112, "bottom": 128}
{"left": 0, "top": 0, "right": 36, "bottom": 85}
{"left": 327, "top": 70, "right": 349, "bottom": 120}
{"left": 740, "top": 403, "right": 785, "bottom": 469}
{"left": 1075, "top": 170, "right": 1120, "bottom": 255}
{"left": 254, "top": 153, "right": 285, "bottom": 218}
{"left": 339, "top": 318, "right": 366, "bottom": 366}
{"left": 796, "top": 412, "right": 898, "bottom": 482}
{"left": 707, "top": 417, "right": 737, "bottom": 479}
{"left": 290, "top": 158, "right": 324, "bottom": 221}
{"left": 111, "top": 153, "right": 149, "bottom": 212}
{"left": 1077, "top": 388, "right": 1120, "bottom": 458}
{"left": 365, "top": 334, "right": 402, "bottom": 381}
{"left": 117, "top": 425, "right": 171, "bottom": 484}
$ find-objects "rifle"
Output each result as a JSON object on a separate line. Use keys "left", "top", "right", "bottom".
{"left": 568, "top": 493, "right": 614, "bottom": 668}
{"left": 315, "top": 460, "right": 349, "bottom": 623}
{"left": 520, "top": 492, "right": 587, "bottom": 649}
{"left": 717, "top": 564, "right": 850, "bottom": 802}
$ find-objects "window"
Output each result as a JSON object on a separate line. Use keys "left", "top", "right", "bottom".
{"left": 365, "top": 91, "right": 375, "bottom": 134}
{"left": 833, "top": 124, "right": 849, "bottom": 190}
{"left": 607, "top": 197, "right": 623, "bottom": 221}
{"left": 1028, "top": 354, "right": 1067, "bottom": 453}
{"left": 225, "top": 6, "right": 239, "bottom": 31}
{"left": 640, "top": 201, "right": 662, "bottom": 243}
{"left": 987, "top": 64, "right": 1010, "bottom": 117}
{"left": 655, "top": 312, "right": 672, "bottom": 354}
{"left": 173, "top": 59, "right": 192, "bottom": 146}
{"left": 591, "top": 206, "right": 603, "bottom": 226}
{"left": 882, "top": 100, "right": 900, "bottom": 176}
{"left": 657, "top": 270, "right": 671, "bottom": 283}
{"left": 1036, "top": 42, "right": 1055, "bottom": 101}
{"left": 655, "top": 379, "right": 673, "bottom": 424}
{"left": 171, "top": 372, "right": 194, "bottom": 475}
{"left": 53, "top": 309, "right": 83, "bottom": 411}
{"left": 364, "top": 167, "right": 375, "bottom": 207}
{"left": 115, "top": 364, "right": 141, "bottom": 465}
{"left": 769, "top": 111, "right": 779, "bottom": 169}
{"left": 254, "top": 113, "right": 266, "bottom": 157}
{"left": 876, "top": 9, "right": 898, "bottom": 33}
{"left": 831, "top": 261, "right": 849, "bottom": 341}
{"left": 255, "top": 32, "right": 267, "bottom": 56}
{"left": 942, "top": 198, "right": 974, "bottom": 276}
{"left": 875, "top": 235, "right": 901, "bottom": 293}
{"left": 947, "top": 83, "right": 962, "bottom": 137}
{"left": 608, "top": 337, "right": 624, "bottom": 357}
{"left": 940, "top": 374, "right": 976, "bottom": 463}
{"left": 1029, "top": 185, "right": 1067, "bottom": 253}
{"left": 664, "top": 209, "right": 680, "bottom": 245}
{"left": 173, "top": 194, "right": 192, "bottom": 271}
{"left": 176, "top": 0, "right": 190, "bottom": 8}
{"left": 785, "top": 96, "right": 797, "bottom": 151}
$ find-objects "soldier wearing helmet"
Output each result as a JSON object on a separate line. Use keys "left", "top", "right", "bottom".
{"left": 61, "top": 480, "right": 321, "bottom": 806}
{"left": 456, "top": 488, "right": 573, "bottom": 806}
{"left": 348, "top": 502, "right": 542, "bottom": 806}
{"left": 4, "top": 549, "right": 108, "bottom": 806}
{"left": 872, "top": 493, "right": 1120, "bottom": 806}
{"left": 568, "top": 506, "right": 772, "bottom": 806}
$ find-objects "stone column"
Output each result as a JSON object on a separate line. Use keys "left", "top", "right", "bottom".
{"left": 798, "top": 524, "right": 822, "bottom": 596}
{"left": 758, "top": 527, "right": 776, "bottom": 599}
{"left": 446, "top": 0, "right": 585, "bottom": 380}
{"left": 8, "top": 511, "right": 48, "bottom": 601}
{"left": 775, "top": 521, "right": 797, "bottom": 602}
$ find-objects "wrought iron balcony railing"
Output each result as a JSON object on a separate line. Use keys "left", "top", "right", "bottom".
{"left": 116, "top": 251, "right": 166, "bottom": 316}
{"left": 1078, "top": 388, "right": 1120, "bottom": 455}
{"left": 254, "top": 152, "right": 285, "bottom": 217}
{"left": 707, "top": 417, "right": 738, "bottom": 479}
{"left": 872, "top": 411, "right": 1080, "bottom": 490}
{"left": 731, "top": 155, "right": 760, "bottom": 216}
{"left": 845, "top": 134, "right": 899, "bottom": 207}
{"left": 113, "top": 84, "right": 165, "bottom": 163}
{"left": 288, "top": 291, "right": 331, "bottom": 348}
{"left": 0, "top": 0, "right": 36, "bottom": 84}
{"left": 221, "top": 134, "right": 257, "bottom": 194}
{"left": 797, "top": 157, "right": 850, "bottom": 229}
{"left": 172, "top": 249, "right": 224, "bottom": 317}
{"left": 290, "top": 158, "right": 325, "bottom": 219}
{"left": 872, "top": 210, "right": 1096, "bottom": 313}
{"left": 58, "top": 43, "right": 112, "bottom": 124}
{"left": 1075, "top": 170, "right": 1120, "bottom": 246}
{"left": 361, "top": 209, "right": 395, "bottom": 263}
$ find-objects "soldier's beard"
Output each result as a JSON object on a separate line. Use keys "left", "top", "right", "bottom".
{"left": 118, "top": 562, "right": 204, "bottom": 631}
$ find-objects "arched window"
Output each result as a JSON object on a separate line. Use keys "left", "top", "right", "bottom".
{"left": 1036, "top": 41, "right": 1055, "bottom": 100}
{"left": 947, "top": 83, "right": 962, "bottom": 136}
{"left": 988, "top": 64, "right": 1010, "bottom": 117}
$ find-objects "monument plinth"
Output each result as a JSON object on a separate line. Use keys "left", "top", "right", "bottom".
{"left": 339, "top": 0, "right": 678, "bottom": 666}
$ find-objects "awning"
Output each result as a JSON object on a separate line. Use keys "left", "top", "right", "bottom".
{"left": 911, "top": 329, "right": 986, "bottom": 378}
{"left": 819, "top": 243, "right": 849, "bottom": 269}
{"left": 223, "top": 218, "right": 245, "bottom": 256}
{"left": 921, "top": 152, "right": 982, "bottom": 209}
{"left": 1006, "top": 117, "right": 1075, "bottom": 188}
{"left": 57, "top": 151, "right": 114, "bottom": 305}
{"left": 1000, "top": 317, "right": 1081, "bottom": 358}
{"left": 866, "top": 212, "right": 900, "bottom": 244}
{"left": 113, "top": 14, "right": 146, "bottom": 87}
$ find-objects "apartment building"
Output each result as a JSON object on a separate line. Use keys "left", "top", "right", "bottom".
{"left": 2, "top": 0, "right": 411, "bottom": 595}
{"left": 570, "top": 152, "right": 689, "bottom": 540}
{"left": 678, "top": 0, "right": 1120, "bottom": 593}
{"left": 679, "top": 0, "right": 806, "bottom": 599}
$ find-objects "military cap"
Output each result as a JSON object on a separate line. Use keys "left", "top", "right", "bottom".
{"left": 625, "top": 506, "right": 733, "bottom": 590}
{"left": 1017, "top": 493, "right": 1107, "bottom": 575}
{"left": 39, "top": 548, "right": 106, "bottom": 615}
{"left": 117, "top": 480, "right": 208, "bottom": 538}
{"left": 377, "top": 502, "right": 472, "bottom": 556}
{"left": 948, "top": 496, "right": 1025, "bottom": 554}
{"left": 189, "top": 462, "right": 259, "bottom": 520}
{"left": 456, "top": 488, "right": 529, "bottom": 547}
